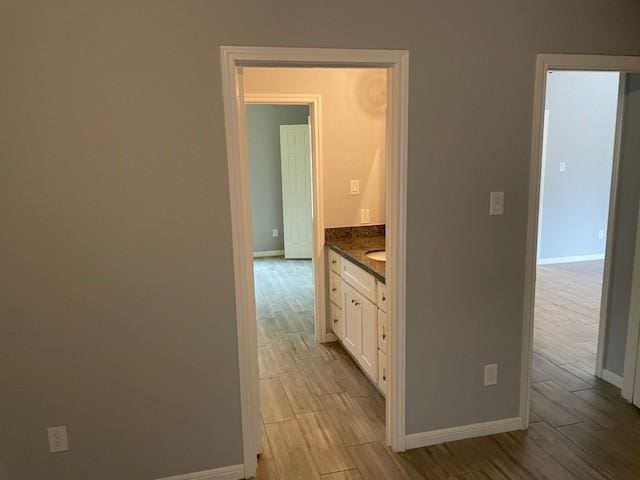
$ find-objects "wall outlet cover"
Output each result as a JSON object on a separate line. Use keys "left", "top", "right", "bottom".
{"left": 360, "top": 208, "right": 370, "bottom": 224}
{"left": 484, "top": 364, "right": 498, "bottom": 386}
{"left": 350, "top": 180, "right": 360, "bottom": 195}
{"left": 272, "top": 228, "right": 279, "bottom": 237}
{"left": 47, "top": 425, "right": 69, "bottom": 453}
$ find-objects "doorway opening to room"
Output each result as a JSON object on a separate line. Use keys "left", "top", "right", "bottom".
{"left": 522, "top": 55, "right": 640, "bottom": 429}
{"left": 534, "top": 70, "right": 620, "bottom": 379}
{"left": 221, "top": 47, "right": 409, "bottom": 478}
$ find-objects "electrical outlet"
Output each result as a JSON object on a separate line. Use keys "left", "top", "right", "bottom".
{"left": 484, "top": 364, "right": 498, "bottom": 386}
{"left": 598, "top": 229, "right": 605, "bottom": 240}
{"left": 350, "top": 180, "right": 360, "bottom": 195}
{"left": 559, "top": 162, "right": 567, "bottom": 172}
{"left": 489, "top": 192, "right": 504, "bottom": 216}
{"left": 360, "top": 209, "right": 370, "bottom": 224}
{"left": 272, "top": 228, "right": 278, "bottom": 238}
{"left": 47, "top": 425, "right": 69, "bottom": 453}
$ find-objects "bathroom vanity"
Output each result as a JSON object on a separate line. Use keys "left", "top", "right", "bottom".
{"left": 325, "top": 226, "right": 387, "bottom": 396}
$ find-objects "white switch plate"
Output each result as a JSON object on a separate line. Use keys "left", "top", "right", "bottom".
{"left": 350, "top": 180, "right": 360, "bottom": 195}
{"left": 360, "top": 209, "right": 370, "bottom": 224}
{"left": 598, "top": 229, "right": 605, "bottom": 240}
{"left": 484, "top": 364, "right": 498, "bottom": 386}
{"left": 272, "top": 228, "right": 278, "bottom": 237}
{"left": 47, "top": 425, "right": 69, "bottom": 453}
{"left": 559, "top": 162, "right": 567, "bottom": 172}
{"left": 489, "top": 192, "right": 504, "bottom": 216}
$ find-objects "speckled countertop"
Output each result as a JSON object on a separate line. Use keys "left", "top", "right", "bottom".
{"left": 325, "top": 226, "right": 386, "bottom": 283}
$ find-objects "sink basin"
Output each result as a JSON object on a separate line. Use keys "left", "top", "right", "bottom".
{"left": 365, "top": 250, "right": 386, "bottom": 262}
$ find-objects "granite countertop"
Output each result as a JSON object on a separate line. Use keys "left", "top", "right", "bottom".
{"left": 326, "top": 234, "right": 386, "bottom": 283}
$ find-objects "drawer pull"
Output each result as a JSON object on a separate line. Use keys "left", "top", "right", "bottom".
{"left": 331, "top": 259, "right": 337, "bottom": 264}
{"left": 333, "top": 318, "right": 338, "bottom": 324}
{"left": 382, "top": 295, "right": 386, "bottom": 301}
{"left": 332, "top": 287, "right": 337, "bottom": 292}
{"left": 354, "top": 301, "right": 360, "bottom": 306}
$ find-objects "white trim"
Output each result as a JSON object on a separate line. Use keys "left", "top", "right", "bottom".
{"left": 520, "top": 54, "right": 640, "bottom": 428}
{"left": 536, "top": 109, "right": 550, "bottom": 264}
{"left": 221, "top": 63, "right": 260, "bottom": 476}
{"left": 537, "top": 253, "right": 605, "bottom": 265}
{"left": 253, "top": 250, "right": 285, "bottom": 258}
{"left": 622, "top": 196, "right": 640, "bottom": 401}
{"left": 221, "top": 46, "right": 409, "bottom": 475}
{"left": 597, "top": 72, "right": 627, "bottom": 378}
{"left": 155, "top": 465, "right": 244, "bottom": 480}
{"left": 602, "top": 369, "right": 623, "bottom": 388}
{"left": 245, "top": 92, "right": 326, "bottom": 343}
{"left": 405, "top": 417, "right": 523, "bottom": 450}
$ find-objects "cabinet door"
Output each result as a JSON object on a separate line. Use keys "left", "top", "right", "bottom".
{"left": 342, "top": 283, "right": 361, "bottom": 357}
{"left": 378, "top": 350, "right": 387, "bottom": 396}
{"left": 377, "top": 309, "right": 388, "bottom": 354}
{"left": 330, "top": 302, "right": 344, "bottom": 340}
{"left": 329, "top": 271, "right": 342, "bottom": 307}
{"left": 360, "top": 297, "right": 378, "bottom": 380}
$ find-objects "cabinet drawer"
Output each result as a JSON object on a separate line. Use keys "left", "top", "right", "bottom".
{"left": 377, "top": 309, "right": 388, "bottom": 354}
{"left": 377, "top": 281, "right": 387, "bottom": 312}
{"left": 328, "top": 249, "right": 341, "bottom": 273}
{"left": 330, "top": 302, "right": 344, "bottom": 340}
{"left": 378, "top": 350, "right": 387, "bottom": 395}
{"left": 329, "top": 271, "right": 342, "bottom": 307}
{"left": 341, "top": 257, "right": 376, "bottom": 303}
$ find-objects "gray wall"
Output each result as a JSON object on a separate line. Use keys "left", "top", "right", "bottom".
{"left": 539, "top": 71, "right": 619, "bottom": 261}
{"left": 604, "top": 74, "right": 640, "bottom": 376}
{"left": 246, "top": 104, "right": 309, "bottom": 253}
{"left": 2, "top": 1, "right": 640, "bottom": 479}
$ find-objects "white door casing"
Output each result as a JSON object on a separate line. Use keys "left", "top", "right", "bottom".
{"left": 280, "top": 125, "right": 313, "bottom": 259}
{"left": 221, "top": 47, "right": 409, "bottom": 475}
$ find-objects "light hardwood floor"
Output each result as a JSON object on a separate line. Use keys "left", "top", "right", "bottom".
{"left": 254, "top": 257, "right": 640, "bottom": 479}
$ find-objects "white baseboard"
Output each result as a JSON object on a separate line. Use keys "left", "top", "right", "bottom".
{"left": 405, "top": 417, "right": 523, "bottom": 449}
{"left": 253, "top": 250, "right": 284, "bottom": 258}
{"left": 156, "top": 465, "right": 245, "bottom": 480}
{"left": 537, "top": 253, "right": 604, "bottom": 265}
{"left": 602, "top": 369, "right": 623, "bottom": 388}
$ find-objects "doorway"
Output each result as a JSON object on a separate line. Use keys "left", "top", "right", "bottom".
{"left": 535, "top": 70, "right": 620, "bottom": 377}
{"left": 221, "top": 47, "right": 409, "bottom": 478}
{"left": 521, "top": 54, "right": 640, "bottom": 427}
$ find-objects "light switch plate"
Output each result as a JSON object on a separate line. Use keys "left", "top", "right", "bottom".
{"left": 350, "top": 180, "right": 360, "bottom": 195}
{"left": 47, "top": 425, "right": 69, "bottom": 453}
{"left": 484, "top": 364, "right": 498, "bottom": 386}
{"left": 272, "top": 228, "right": 278, "bottom": 237}
{"left": 489, "top": 192, "right": 504, "bottom": 216}
{"left": 559, "top": 162, "right": 567, "bottom": 172}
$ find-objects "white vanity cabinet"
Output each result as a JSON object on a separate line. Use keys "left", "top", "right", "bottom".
{"left": 327, "top": 247, "right": 387, "bottom": 394}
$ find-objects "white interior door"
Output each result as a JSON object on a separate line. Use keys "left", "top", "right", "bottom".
{"left": 280, "top": 124, "right": 313, "bottom": 259}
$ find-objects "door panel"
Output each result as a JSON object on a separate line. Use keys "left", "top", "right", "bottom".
{"left": 280, "top": 125, "right": 313, "bottom": 259}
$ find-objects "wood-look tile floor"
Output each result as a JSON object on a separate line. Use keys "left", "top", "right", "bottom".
{"left": 254, "top": 257, "right": 640, "bottom": 479}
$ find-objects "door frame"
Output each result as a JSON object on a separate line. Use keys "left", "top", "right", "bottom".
{"left": 244, "top": 93, "right": 327, "bottom": 344}
{"left": 520, "top": 54, "right": 640, "bottom": 426}
{"left": 623, "top": 208, "right": 640, "bottom": 402}
{"left": 221, "top": 46, "right": 409, "bottom": 477}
